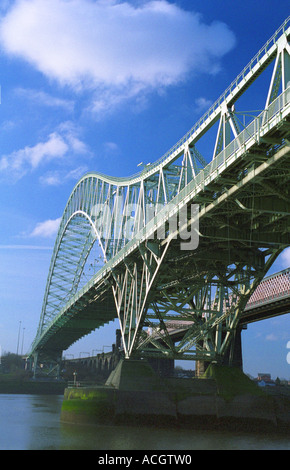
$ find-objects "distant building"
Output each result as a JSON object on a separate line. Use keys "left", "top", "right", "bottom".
{"left": 255, "top": 373, "right": 276, "bottom": 387}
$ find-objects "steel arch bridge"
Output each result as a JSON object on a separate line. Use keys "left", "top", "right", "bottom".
{"left": 30, "top": 17, "right": 290, "bottom": 376}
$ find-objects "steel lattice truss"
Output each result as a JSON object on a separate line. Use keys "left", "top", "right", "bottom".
{"left": 30, "top": 17, "right": 290, "bottom": 369}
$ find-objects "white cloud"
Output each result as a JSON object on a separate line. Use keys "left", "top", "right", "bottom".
{"left": 30, "top": 217, "right": 61, "bottom": 238}
{"left": 103, "top": 142, "right": 120, "bottom": 153}
{"left": 0, "top": 121, "right": 89, "bottom": 180}
{"left": 265, "top": 334, "right": 278, "bottom": 342}
{"left": 0, "top": 0, "right": 236, "bottom": 112}
{"left": 65, "top": 166, "right": 88, "bottom": 180}
{"left": 15, "top": 87, "right": 74, "bottom": 111}
{"left": 38, "top": 172, "right": 61, "bottom": 187}
{"left": 0, "top": 132, "right": 68, "bottom": 179}
{"left": 0, "top": 120, "right": 16, "bottom": 132}
{"left": 39, "top": 165, "right": 88, "bottom": 186}
{"left": 58, "top": 121, "right": 88, "bottom": 155}
{"left": 194, "top": 97, "right": 213, "bottom": 114}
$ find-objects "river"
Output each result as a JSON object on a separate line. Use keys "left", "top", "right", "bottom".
{"left": 0, "top": 394, "right": 289, "bottom": 450}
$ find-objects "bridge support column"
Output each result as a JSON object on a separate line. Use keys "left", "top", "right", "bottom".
{"left": 196, "top": 359, "right": 210, "bottom": 378}
{"left": 32, "top": 352, "right": 39, "bottom": 379}
{"left": 223, "top": 325, "right": 244, "bottom": 370}
{"left": 32, "top": 351, "right": 62, "bottom": 380}
{"left": 196, "top": 326, "right": 244, "bottom": 377}
{"left": 105, "top": 358, "right": 169, "bottom": 391}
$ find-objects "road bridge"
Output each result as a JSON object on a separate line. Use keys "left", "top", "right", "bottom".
{"left": 242, "top": 267, "right": 290, "bottom": 323}
{"left": 29, "top": 17, "right": 290, "bottom": 378}
{"left": 166, "top": 267, "right": 290, "bottom": 332}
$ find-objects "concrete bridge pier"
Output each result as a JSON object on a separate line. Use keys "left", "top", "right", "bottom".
{"left": 61, "top": 353, "right": 288, "bottom": 429}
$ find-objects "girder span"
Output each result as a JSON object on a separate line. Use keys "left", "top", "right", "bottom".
{"left": 30, "top": 17, "right": 290, "bottom": 372}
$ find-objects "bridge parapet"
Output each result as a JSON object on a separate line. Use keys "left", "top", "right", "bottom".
{"left": 246, "top": 268, "right": 290, "bottom": 309}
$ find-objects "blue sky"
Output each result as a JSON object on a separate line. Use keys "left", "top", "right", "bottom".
{"left": 0, "top": 0, "right": 289, "bottom": 379}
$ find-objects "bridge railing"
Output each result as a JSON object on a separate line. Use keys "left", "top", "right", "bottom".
{"left": 67, "top": 381, "right": 98, "bottom": 389}
{"left": 246, "top": 268, "right": 290, "bottom": 309}
{"left": 246, "top": 290, "right": 290, "bottom": 309}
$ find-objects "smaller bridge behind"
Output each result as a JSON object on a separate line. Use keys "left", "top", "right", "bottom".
{"left": 241, "top": 267, "right": 290, "bottom": 324}
{"left": 162, "top": 267, "right": 290, "bottom": 336}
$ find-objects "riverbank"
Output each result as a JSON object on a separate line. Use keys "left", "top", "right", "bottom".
{"left": 0, "top": 374, "right": 66, "bottom": 395}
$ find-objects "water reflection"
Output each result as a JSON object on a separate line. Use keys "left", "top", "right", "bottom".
{"left": 0, "top": 394, "right": 289, "bottom": 450}
{"left": 59, "top": 421, "right": 290, "bottom": 451}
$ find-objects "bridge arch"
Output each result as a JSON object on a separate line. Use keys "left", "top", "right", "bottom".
{"left": 35, "top": 176, "right": 115, "bottom": 339}
{"left": 37, "top": 213, "right": 96, "bottom": 334}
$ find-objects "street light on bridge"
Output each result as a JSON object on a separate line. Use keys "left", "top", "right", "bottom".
{"left": 63, "top": 354, "right": 74, "bottom": 360}
{"left": 79, "top": 352, "right": 90, "bottom": 358}
{"left": 21, "top": 328, "right": 25, "bottom": 356}
{"left": 92, "top": 349, "right": 102, "bottom": 356}
{"left": 16, "top": 321, "right": 21, "bottom": 355}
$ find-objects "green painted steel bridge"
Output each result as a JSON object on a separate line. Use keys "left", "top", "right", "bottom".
{"left": 29, "top": 18, "right": 290, "bottom": 377}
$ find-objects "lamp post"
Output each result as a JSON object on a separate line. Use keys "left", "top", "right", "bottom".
{"left": 92, "top": 349, "right": 102, "bottom": 357}
{"left": 64, "top": 354, "right": 74, "bottom": 360}
{"left": 79, "top": 352, "right": 90, "bottom": 358}
{"left": 21, "top": 328, "right": 25, "bottom": 355}
{"left": 73, "top": 371, "right": 77, "bottom": 386}
{"left": 16, "top": 321, "right": 21, "bottom": 356}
